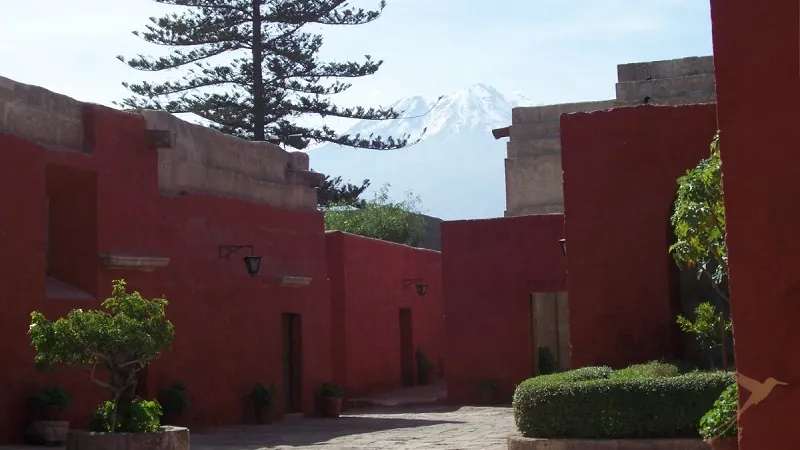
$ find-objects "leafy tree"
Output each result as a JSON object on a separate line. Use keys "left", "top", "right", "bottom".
{"left": 676, "top": 302, "right": 732, "bottom": 369}
{"left": 323, "top": 184, "right": 426, "bottom": 245}
{"left": 669, "top": 133, "right": 728, "bottom": 301}
{"left": 317, "top": 175, "right": 370, "bottom": 208}
{"left": 117, "top": 0, "right": 431, "bottom": 149}
{"left": 29, "top": 280, "right": 174, "bottom": 432}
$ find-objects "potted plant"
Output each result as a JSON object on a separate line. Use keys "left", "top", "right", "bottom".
{"left": 415, "top": 348, "right": 435, "bottom": 385}
{"left": 699, "top": 383, "right": 738, "bottom": 450}
{"left": 159, "top": 380, "right": 189, "bottom": 425}
{"left": 316, "top": 382, "right": 343, "bottom": 418}
{"left": 26, "top": 385, "right": 71, "bottom": 445}
{"left": 250, "top": 383, "right": 277, "bottom": 424}
{"left": 478, "top": 379, "right": 499, "bottom": 405}
{"left": 28, "top": 280, "right": 183, "bottom": 449}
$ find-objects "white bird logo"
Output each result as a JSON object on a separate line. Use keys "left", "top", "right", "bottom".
{"left": 710, "top": 373, "right": 788, "bottom": 438}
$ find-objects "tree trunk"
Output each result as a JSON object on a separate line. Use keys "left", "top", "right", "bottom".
{"left": 251, "top": 0, "right": 265, "bottom": 141}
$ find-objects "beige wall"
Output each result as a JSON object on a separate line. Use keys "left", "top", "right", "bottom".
{"left": 504, "top": 56, "right": 717, "bottom": 217}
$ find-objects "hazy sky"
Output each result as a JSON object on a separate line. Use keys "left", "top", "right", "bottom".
{"left": 0, "top": 0, "right": 712, "bottom": 120}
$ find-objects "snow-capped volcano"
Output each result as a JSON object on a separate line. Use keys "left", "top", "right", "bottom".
{"left": 306, "top": 84, "right": 536, "bottom": 220}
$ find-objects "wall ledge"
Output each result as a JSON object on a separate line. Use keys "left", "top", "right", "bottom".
{"left": 275, "top": 275, "right": 312, "bottom": 288}
{"left": 45, "top": 277, "right": 94, "bottom": 301}
{"left": 100, "top": 253, "right": 170, "bottom": 272}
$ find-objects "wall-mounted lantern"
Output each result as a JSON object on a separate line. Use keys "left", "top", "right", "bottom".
{"left": 558, "top": 239, "right": 567, "bottom": 257}
{"left": 218, "top": 245, "right": 262, "bottom": 277}
{"left": 404, "top": 279, "right": 428, "bottom": 298}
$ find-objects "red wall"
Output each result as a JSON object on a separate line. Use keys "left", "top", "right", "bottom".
{"left": 711, "top": 0, "right": 800, "bottom": 448}
{"left": 561, "top": 104, "right": 718, "bottom": 368}
{"left": 325, "top": 231, "right": 444, "bottom": 400}
{"left": 0, "top": 105, "right": 331, "bottom": 443}
{"left": 441, "top": 214, "right": 566, "bottom": 404}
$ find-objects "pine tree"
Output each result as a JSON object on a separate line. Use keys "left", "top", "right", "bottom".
{"left": 117, "top": 0, "right": 427, "bottom": 149}
{"left": 317, "top": 175, "right": 370, "bottom": 208}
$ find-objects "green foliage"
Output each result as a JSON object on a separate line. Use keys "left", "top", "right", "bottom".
{"left": 513, "top": 366, "right": 732, "bottom": 439}
{"left": 415, "top": 348, "right": 435, "bottom": 373}
{"left": 316, "top": 382, "right": 343, "bottom": 398}
{"left": 89, "top": 398, "right": 162, "bottom": 433}
{"left": 30, "top": 385, "right": 71, "bottom": 409}
{"left": 537, "top": 347, "right": 558, "bottom": 375}
{"left": 677, "top": 302, "right": 733, "bottom": 351}
{"left": 159, "top": 380, "right": 189, "bottom": 416}
{"left": 699, "top": 382, "right": 738, "bottom": 439}
{"left": 324, "top": 184, "right": 426, "bottom": 245}
{"left": 317, "top": 175, "right": 371, "bottom": 209}
{"left": 670, "top": 133, "right": 728, "bottom": 300}
{"left": 118, "top": 0, "right": 432, "bottom": 149}
{"left": 29, "top": 279, "right": 174, "bottom": 432}
{"left": 610, "top": 361, "right": 680, "bottom": 379}
{"left": 250, "top": 383, "right": 277, "bottom": 407}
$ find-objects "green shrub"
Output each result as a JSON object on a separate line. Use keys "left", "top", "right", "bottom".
{"left": 30, "top": 385, "right": 71, "bottom": 409}
{"left": 316, "top": 382, "right": 343, "bottom": 398}
{"left": 89, "top": 398, "right": 162, "bottom": 433}
{"left": 611, "top": 361, "right": 680, "bottom": 379}
{"left": 699, "top": 382, "right": 738, "bottom": 439}
{"left": 513, "top": 371, "right": 733, "bottom": 439}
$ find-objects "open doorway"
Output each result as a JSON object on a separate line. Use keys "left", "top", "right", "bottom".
{"left": 282, "top": 313, "right": 302, "bottom": 414}
{"left": 399, "top": 308, "right": 414, "bottom": 387}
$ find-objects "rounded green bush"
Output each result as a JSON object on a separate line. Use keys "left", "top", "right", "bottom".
{"left": 611, "top": 361, "right": 681, "bottom": 379}
{"left": 699, "top": 382, "right": 738, "bottom": 439}
{"left": 513, "top": 370, "right": 733, "bottom": 439}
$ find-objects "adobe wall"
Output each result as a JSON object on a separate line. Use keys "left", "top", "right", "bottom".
{"left": 560, "top": 104, "right": 718, "bottom": 368}
{"left": 0, "top": 76, "right": 322, "bottom": 211}
{"left": 441, "top": 214, "right": 566, "bottom": 405}
{"left": 711, "top": 0, "right": 800, "bottom": 448}
{"left": 326, "top": 231, "right": 444, "bottom": 400}
{"left": 505, "top": 56, "right": 716, "bottom": 217}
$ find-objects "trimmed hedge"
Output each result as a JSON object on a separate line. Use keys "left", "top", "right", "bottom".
{"left": 513, "top": 370, "right": 733, "bottom": 439}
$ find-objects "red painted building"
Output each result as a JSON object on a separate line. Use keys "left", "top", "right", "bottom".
{"left": 326, "top": 231, "right": 444, "bottom": 400}
{"left": 441, "top": 215, "right": 566, "bottom": 404}
{"left": 560, "top": 104, "right": 719, "bottom": 368}
{"left": 0, "top": 80, "right": 444, "bottom": 443}
{"left": 711, "top": 0, "right": 800, "bottom": 447}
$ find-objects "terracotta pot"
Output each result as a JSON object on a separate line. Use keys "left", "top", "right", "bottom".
{"left": 253, "top": 404, "right": 273, "bottom": 424}
{"left": 317, "top": 397, "right": 342, "bottom": 418}
{"left": 706, "top": 436, "right": 738, "bottom": 450}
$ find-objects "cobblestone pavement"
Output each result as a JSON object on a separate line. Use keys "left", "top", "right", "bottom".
{"left": 192, "top": 405, "right": 515, "bottom": 450}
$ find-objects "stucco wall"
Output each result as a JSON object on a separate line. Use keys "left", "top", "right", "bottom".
{"left": 561, "top": 104, "right": 718, "bottom": 368}
{"left": 711, "top": 0, "right": 800, "bottom": 448}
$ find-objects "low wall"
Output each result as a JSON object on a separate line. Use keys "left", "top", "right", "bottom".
{"left": 507, "top": 436, "right": 709, "bottom": 450}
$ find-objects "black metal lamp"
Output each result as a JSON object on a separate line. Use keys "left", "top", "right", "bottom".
{"left": 219, "top": 245, "right": 262, "bottom": 277}
{"left": 415, "top": 283, "right": 428, "bottom": 298}
{"left": 559, "top": 239, "right": 567, "bottom": 257}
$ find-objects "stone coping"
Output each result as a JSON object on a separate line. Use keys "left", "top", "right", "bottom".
{"left": 66, "top": 426, "right": 189, "bottom": 450}
{"left": 507, "top": 434, "right": 710, "bottom": 450}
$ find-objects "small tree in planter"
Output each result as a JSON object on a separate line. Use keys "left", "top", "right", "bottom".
{"left": 699, "top": 383, "right": 738, "bottom": 449}
{"left": 29, "top": 279, "right": 174, "bottom": 433}
{"left": 316, "top": 382, "right": 344, "bottom": 418}
{"left": 249, "top": 383, "right": 277, "bottom": 424}
{"left": 415, "top": 348, "right": 435, "bottom": 385}
{"left": 159, "top": 381, "right": 189, "bottom": 426}
{"left": 27, "top": 385, "right": 72, "bottom": 445}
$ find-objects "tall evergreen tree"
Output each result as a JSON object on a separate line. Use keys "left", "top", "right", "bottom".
{"left": 317, "top": 175, "right": 370, "bottom": 208}
{"left": 117, "top": 0, "right": 425, "bottom": 149}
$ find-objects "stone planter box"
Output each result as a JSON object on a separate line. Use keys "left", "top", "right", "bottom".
{"left": 66, "top": 426, "right": 189, "bottom": 450}
{"left": 508, "top": 435, "right": 710, "bottom": 450}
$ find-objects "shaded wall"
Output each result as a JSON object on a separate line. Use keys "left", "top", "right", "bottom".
{"left": 561, "top": 104, "right": 718, "bottom": 368}
{"left": 442, "top": 214, "right": 566, "bottom": 404}
{"left": 711, "top": 0, "right": 800, "bottom": 448}
{"left": 326, "top": 232, "right": 444, "bottom": 400}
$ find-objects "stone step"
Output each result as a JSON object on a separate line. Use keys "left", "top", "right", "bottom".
{"left": 615, "top": 73, "right": 716, "bottom": 103}
{"left": 617, "top": 55, "right": 714, "bottom": 82}
{"left": 506, "top": 138, "right": 561, "bottom": 158}
{"left": 509, "top": 120, "right": 561, "bottom": 141}
{"left": 512, "top": 100, "right": 617, "bottom": 124}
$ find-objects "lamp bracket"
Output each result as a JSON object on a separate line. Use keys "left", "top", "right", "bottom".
{"left": 218, "top": 245, "right": 254, "bottom": 260}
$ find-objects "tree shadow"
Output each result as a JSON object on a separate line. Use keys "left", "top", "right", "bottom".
{"left": 191, "top": 413, "right": 464, "bottom": 448}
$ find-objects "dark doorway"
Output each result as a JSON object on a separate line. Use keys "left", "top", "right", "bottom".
{"left": 282, "top": 313, "right": 302, "bottom": 414}
{"left": 399, "top": 308, "right": 414, "bottom": 387}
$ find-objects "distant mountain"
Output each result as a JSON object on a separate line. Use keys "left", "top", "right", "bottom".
{"left": 305, "top": 84, "right": 536, "bottom": 220}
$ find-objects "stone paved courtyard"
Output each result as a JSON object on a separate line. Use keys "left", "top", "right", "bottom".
{"left": 191, "top": 405, "right": 514, "bottom": 449}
